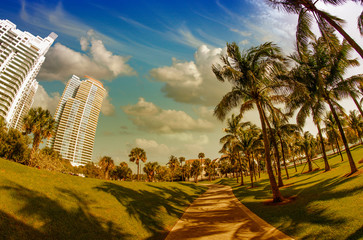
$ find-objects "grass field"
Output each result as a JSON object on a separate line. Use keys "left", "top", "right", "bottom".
{"left": 216, "top": 145, "right": 363, "bottom": 240}
{"left": 0, "top": 158, "right": 207, "bottom": 240}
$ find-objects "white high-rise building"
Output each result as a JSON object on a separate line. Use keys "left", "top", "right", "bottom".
{"left": 0, "top": 19, "right": 57, "bottom": 130}
{"left": 49, "top": 75, "right": 106, "bottom": 166}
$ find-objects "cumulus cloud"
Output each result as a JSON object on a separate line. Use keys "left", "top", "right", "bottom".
{"left": 32, "top": 85, "right": 60, "bottom": 115}
{"left": 150, "top": 45, "right": 231, "bottom": 106}
{"left": 101, "top": 93, "right": 115, "bottom": 116}
{"left": 38, "top": 32, "right": 136, "bottom": 82}
{"left": 122, "top": 98, "right": 214, "bottom": 133}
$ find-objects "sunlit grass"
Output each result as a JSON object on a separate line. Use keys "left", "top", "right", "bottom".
{"left": 0, "top": 159, "right": 207, "bottom": 240}
{"left": 217, "top": 145, "right": 363, "bottom": 240}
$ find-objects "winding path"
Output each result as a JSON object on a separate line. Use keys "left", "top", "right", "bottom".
{"left": 165, "top": 184, "right": 294, "bottom": 240}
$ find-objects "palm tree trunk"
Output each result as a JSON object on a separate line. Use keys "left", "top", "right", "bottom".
{"left": 273, "top": 140, "right": 284, "bottom": 187}
{"left": 305, "top": 150, "right": 313, "bottom": 172}
{"left": 327, "top": 99, "right": 358, "bottom": 174}
{"left": 293, "top": 156, "right": 297, "bottom": 172}
{"left": 137, "top": 162, "right": 140, "bottom": 181}
{"left": 257, "top": 101, "right": 283, "bottom": 202}
{"left": 247, "top": 154, "right": 254, "bottom": 188}
{"left": 308, "top": 3, "right": 363, "bottom": 59}
{"left": 278, "top": 134, "right": 289, "bottom": 179}
{"left": 335, "top": 135, "right": 344, "bottom": 162}
{"left": 316, "top": 122, "right": 330, "bottom": 171}
{"left": 265, "top": 120, "right": 284, "bottom": 187}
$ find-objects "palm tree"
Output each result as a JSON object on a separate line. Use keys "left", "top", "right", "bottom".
{"left": 324, "top": 111, "right": 345, "bottom": 161}
{"left": 182, "top": 163, "right": 191, "bottom": 181}
{"left": 99, "top": 156, "right": 115, "bottom": 180}
{"left": 270, "top": 112, "right": 301, "bottom": 178}
{"left": 128, "top": 147, "right": 147, "bottom": 181}
{"left": 238, "top": 127, "right": 261, "bottom": 188}
{"left": 143, "top": 162, "right": 160, "bottom": 182}
{"left": 23, "top": 107, "right": 55, "bottom": 154}
{"left": 289, "top": 33, "right": 358, "bottom": 174}
{"left": 348, "top": 110, "right": 363, "bottom": 143}
{"left": 288, "top": 39, "right": 334, "bottom": 172}
{"left": 179, "top": 157, "right": 186, "bottom": 180}
{"left": 204, "top": 158, "right": 212, "bottom": 181}
{"left": 297, "top": 131, "right": 315, "bottom": 172}
{"left": 167, "top": 155, "right": 179, "bottom": 182}
{"left": 213, "top": 42, "right": 286, "bottom": 202}
{"left": 191, "top": 160, "right": 202, "bottom": 183}
{"left": 267, "top": 0, "right": 363, "bottom": 59}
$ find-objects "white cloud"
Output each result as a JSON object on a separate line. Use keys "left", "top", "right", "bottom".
{"left": 135, "top": 138, "right": 170, "bottom": 153}
{"left": 20, "top": 0, "right": 89, "bottom": 38}
{"left": 101, "top": 93, "right": 115, "bottom": 116}
{"left": 240, "top": 40, "right": 249, "bottom": 45}
{"left": 230, "top": 28, "right": 252, "bottom": 37}
{"left": 122, "top": 97, "right": 214, "bottom": 133}
{"left": 150, "top": 45, "right": 230, "bottom": 106}
{"left": 38, "top": 33, "right": 136, "bottom": 82}
{"left": 32, "top": 85, "right": 60, "bottom": 115}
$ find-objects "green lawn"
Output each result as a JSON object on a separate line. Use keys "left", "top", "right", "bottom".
{"left": 0, "top": 158, "right": 207, "bottom": 240}
{"left": 216, "top": 145, "right": 363, "bottom": 240}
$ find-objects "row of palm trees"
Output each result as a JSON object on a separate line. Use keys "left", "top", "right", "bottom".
{"left": 213, "top": 29, "right": 362, "bottom": 202}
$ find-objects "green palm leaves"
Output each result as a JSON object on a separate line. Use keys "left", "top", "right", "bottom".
{"left": 129, "top": 147, "right": 147, "bottom": 181}
{"left": 23, "top": 107, "right": 55, "bottom": 154}
{"left": 213, "top": 42, "right": 285, "bottom": 202}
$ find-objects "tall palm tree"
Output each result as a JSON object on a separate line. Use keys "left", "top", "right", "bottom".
{"left": 128, "top": 147, "right": 147, "bottom": 181}
{"left": 23, "top": 107, "right": 55, "bottom": 154}
{"left": 213, "top": 42, "right": 286, "bottom": 202}
{"left": 267, "top": 0, "right": 363, "bottom": 59}
{"left": 317, "top": 37, "right": 359, "bottom": 174}
{"left": 167, "top": 155, "right": 179, "bottom": 182}
{"left": 288, "top": 50, "right": 331, "bottom": 171}
{"left": 290, "top": 33, "right": 358, "bottom": 174}
{"left": 99, "top": 156, "right": 115, "bottom": 180}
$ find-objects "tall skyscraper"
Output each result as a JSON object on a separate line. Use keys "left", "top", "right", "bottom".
{"left": 0, "top": 19, "right": 57, "bottom": 130}
{"left": 49, "top": 75, "right": 106, "bottom": 166}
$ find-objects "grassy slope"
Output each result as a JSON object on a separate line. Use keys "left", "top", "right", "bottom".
{"left": 0, "top": 159, "right": 207, "bottom": 240}
{"left": 217, "top": 145, "right": 363, "bottom": 240}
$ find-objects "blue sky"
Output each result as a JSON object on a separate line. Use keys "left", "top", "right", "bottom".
{"left": 1, "top": 0, "right": 362, "bottom": 169}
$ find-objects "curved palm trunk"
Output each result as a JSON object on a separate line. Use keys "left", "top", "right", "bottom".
{"left": 278, "top": 134, "right": 289, "bottom": 179}
{"left": 265, "top": 120, "right": 284, "bottom": 187}
{"left": 248, "top": 155, "right": 254, "bottom": 188}
{"left": 306, "top": 3, "right": 363, "bottom": 59}
{"left": 257, "top": 101, "right": 283, "bottom": 202}
{"left": 327, "top": 99, "right": 358, "bottom": 174}
{"left": 316, "top": 122, "right": 330, "bottom": 171}
{"left": 334, "top": 135, "right": 344, "bottom": 162}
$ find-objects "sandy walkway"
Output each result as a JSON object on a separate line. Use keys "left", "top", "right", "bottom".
{"left": 165, "top": 184, "right": 294, "bottom": 240}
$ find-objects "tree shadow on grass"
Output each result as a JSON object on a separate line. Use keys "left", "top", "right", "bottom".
{"left": 0, "top": 183, "right": 130, "bottom": 240}
{"left": 232, "top": 175, "right": 362, "bottom": 239}
{"left": 95, "top": 182, "right": 205, "bottom": 240}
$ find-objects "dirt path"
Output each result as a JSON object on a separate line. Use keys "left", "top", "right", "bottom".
{"left": 165, "top": 184, "right": 294, "bottom": 240}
